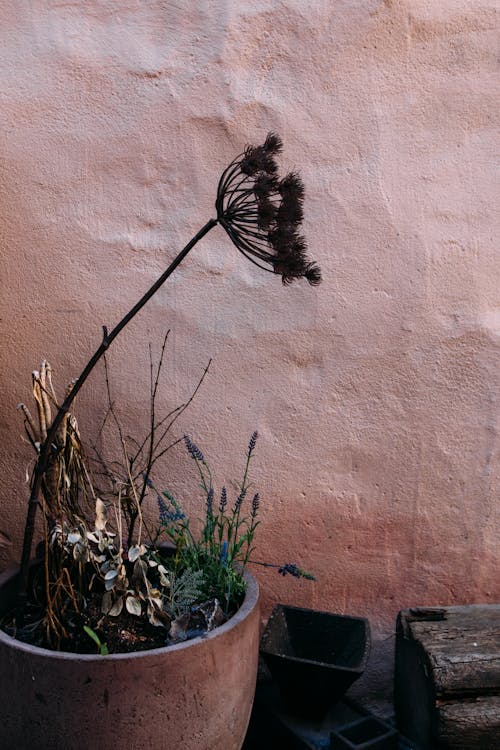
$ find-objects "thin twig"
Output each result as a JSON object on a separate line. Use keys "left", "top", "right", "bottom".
{"left": 19, "top": 218, "right": 218, "bottom": 600}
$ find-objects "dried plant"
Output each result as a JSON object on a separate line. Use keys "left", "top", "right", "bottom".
{"left": 19, "top": 134, "right": 321, "bottom": 602}
{"left": 12, "top": 134, "right": 321, "bottom": 650}
{"left": 14, "top": 342, "right": 212, "bottom": 647}
{"left": 12, "top": 354, "right": 313, "bottom": 651}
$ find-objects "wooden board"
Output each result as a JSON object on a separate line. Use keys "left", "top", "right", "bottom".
{"left": 395, "top": 605, "right": 500, "bottom": 749}
{"left": 438, "top": 696, "right": 500, "bottom": 749}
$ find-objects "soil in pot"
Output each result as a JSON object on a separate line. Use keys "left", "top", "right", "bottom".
{"left": 0, "top": 565, "right": 260, "bottom": 750}
{"left": 1, "top": 554, "right": 241, "bottom": 654}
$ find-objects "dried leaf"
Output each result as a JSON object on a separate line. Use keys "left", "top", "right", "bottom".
{"left": 147, "top": 602, "right": 169, "bottom": 628}
{"left": 126, "top": 596, "right": 142, "bottom": 616}
{"left": 98, "top": 537, "right": 108, "bottom": 553}
{"left": 169, "top": 613, "right": 190, "bottom": 643}
{"left": 73, "top": 541, "right": 88, "bottom": 561}
{"left": 159, "top": 568, "right": 170, "bottom": 587}
{"left": 128, "top": 544, "right": 145, "bottom": 562}
{"left": 109, "top": 597, "right": 124, "bottom": 617}
{"left": 95, "top": 499, "right": 108, "bottom": 531}
{"left": 147, "top": 609, "right": 164, "bottom": 628}
{"left": 101, "top": 591, "right": 113, "bottom": 615}
{"left": 104, "top": 568, "right": 118, "bottom": 591}
{"left": 132, "top": 558, "right": 148, "bottom": 583}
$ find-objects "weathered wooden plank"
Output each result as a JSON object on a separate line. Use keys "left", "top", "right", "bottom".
{"left": 395, "top": 606, "right": 500, "bottom": 749}
{"left": 404, "top": 606, "right": 500, "bottom": 697}
{"left": 438, "top": 696, "right": 500, "bottom": 749}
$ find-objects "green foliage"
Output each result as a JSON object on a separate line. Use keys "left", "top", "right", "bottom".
{"left": 163, "top": 568, "right": 206, "bottom": 620}
{"left": 83, "top": 625, "right": 109, "bottom": 655}
{"left": 16, "top": 347, "right": 313, "bottom": 653}
{"left": 155, "top": 433, "right": 260, "bottom": 616}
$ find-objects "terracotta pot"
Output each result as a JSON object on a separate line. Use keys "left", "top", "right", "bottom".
{"left": 0, "top": 565, "right": 259, "bottom": 750}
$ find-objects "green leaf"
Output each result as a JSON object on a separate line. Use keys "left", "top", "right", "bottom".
{"left": 83, "top": 625, "right": 108, "bottom": 656}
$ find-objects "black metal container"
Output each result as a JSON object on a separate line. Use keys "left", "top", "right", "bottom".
{"left": 260, "top": 604, "right": 371, "bottom": 719}
{"left": 331, "top": 716, "right": 399, "bottom": 749}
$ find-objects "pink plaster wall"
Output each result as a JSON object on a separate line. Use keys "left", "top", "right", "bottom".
{"left": 0, "top": 1, "right": 498, "bottom": 701}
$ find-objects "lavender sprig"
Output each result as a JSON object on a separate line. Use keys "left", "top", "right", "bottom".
{"left": 206, "top": 487, "right": 214, "bottom": 516}
{"left": 219, "top": 487, "right": 227, "bottom": 513}
{"left": 252, "top": 560, "right": 316, "bottom": 581}
{"left": 157, "top": 492, "right": 185, "bottom": 523}
{"left": 184, "top": 435, "right": 204, "bottom": 462}
{"left": 248, "top": 431, "right": 258, "bottom": 456}
{"left": 251, "top": 493, "right": 260, "bottom": 518}
{"left": 157, "top": 494, "right": 170, "bottom": 523}
{"left": 233, "top": 488, "right": 246, "bottom": 513}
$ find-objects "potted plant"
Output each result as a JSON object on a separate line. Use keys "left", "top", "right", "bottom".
{"left": 0, "top": 133, "right": 321, "bottom": 750}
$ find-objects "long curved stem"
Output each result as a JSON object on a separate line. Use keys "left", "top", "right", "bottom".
{"left": 19, "top": 217, "right": 218, "bottom": 597}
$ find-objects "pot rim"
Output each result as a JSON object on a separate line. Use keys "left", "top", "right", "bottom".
{"left": 0, "top": 565, "right": 259, "bottom": 661}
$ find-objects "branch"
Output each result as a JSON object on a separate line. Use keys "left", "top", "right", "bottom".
{"left": 19, "top": 217, "right": 218, "bottom": 599}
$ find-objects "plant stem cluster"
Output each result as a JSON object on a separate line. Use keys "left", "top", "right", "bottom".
{"left": 154, "top": 432, "right": 261, "bottom": 615}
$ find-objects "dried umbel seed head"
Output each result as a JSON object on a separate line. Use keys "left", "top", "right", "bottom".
{"left": 215, "top": 132, "right": 322, "bottom": 286}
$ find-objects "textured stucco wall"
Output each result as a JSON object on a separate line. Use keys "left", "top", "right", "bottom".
{"left": 0, "top": 1, "right": 498, "bottom": 702}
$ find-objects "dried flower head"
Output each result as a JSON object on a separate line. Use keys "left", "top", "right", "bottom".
{"left": 215, "top": 133, "right": 322, "bottom": 286}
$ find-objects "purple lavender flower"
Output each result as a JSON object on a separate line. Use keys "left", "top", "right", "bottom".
{"left": 233, "top": 488, "right": 246, "bottom": 513}
{"left": 248, "top": 431, "right": 258, "bottom": 456}
{"left": 251, "top": 493, "right": 260, "bottom": 518}
{"left": 183, "top": 435, "right": 204, "bottom": 462}
{"left": 206, "top": 487, "right": 214, "bottom": 515}
{"left": 157, "top": 495, "right": 170, "bottom": 523}
{"left": 219, "top": 486, "right": 227, "bottom": 513}
{"left": 158, "top": 492, "right": 185, "bottom": 523}
{"left": 277, "top": 563, "right": 316, "bottom": 581}
{"left": 278, "top": 563, "right": 301, "bottom": 578}
{"left": 142, "top": 473, "right": 154, "bottom": 489}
